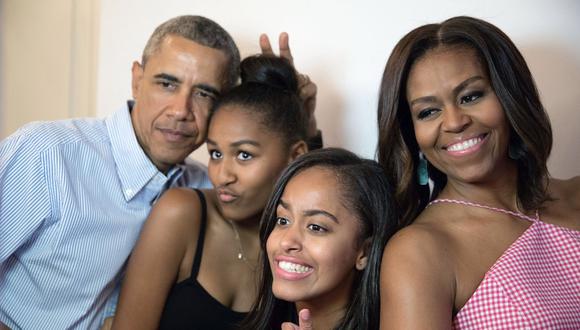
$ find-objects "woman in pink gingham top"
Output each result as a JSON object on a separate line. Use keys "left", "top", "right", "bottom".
{"left": 376, "top": 16, "right": 580, "bottom": 329}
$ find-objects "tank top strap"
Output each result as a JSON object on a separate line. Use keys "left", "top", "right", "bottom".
{"left": 189, "top": 188, "right": 208, "bottom": 280}
{"left": 428, "top": 198, "right": 540, "bottom": 223}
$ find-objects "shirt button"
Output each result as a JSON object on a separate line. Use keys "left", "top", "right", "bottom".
{"left": 125, "top": 188, "right": 133, "bottom": 195}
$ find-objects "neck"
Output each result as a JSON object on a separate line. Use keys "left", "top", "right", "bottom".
{"left": 235, "top": 217, "right": 261, "bottom": 247}
{"left": 294, "top": 275, "right": 354, "bottom": 329}
{"left": 213, "top": 191, "right": 263, "bottom": 234}
{"left": 441, "top": 159, "right": 520, "bottom": 210}
{"left": 225, "top": 211, "right": 262, "bottom": 264}
{"left": 234, "top": 213, "right": 262, "bottom": 232}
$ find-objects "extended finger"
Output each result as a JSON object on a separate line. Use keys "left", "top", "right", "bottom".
{"left": 298, "top": 309, "right": 313, "bottom": 330}
{"left": 278, "top": 32, "right": 294, "bottom": 65}
{"left": 281, "top": 322, "right": 299, "bottom": 330}
{"left": 260, "top": 34, "right": 274, "bottom": 55}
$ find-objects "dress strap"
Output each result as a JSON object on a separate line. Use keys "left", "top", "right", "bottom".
{"left": 428, "top": 198, "right": 540, "bottom": 223}
{"left": 189, "top": 189, "right": 208, "bottom": 280}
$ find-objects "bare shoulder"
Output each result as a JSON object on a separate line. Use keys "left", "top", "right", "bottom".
{"left": 380, "top": 214, "right": 456, "bottom": 328}
{"left": 154, "top": 187, "right": 204, "bottom": 216}
{"left": 544, "top": 177, "right": 580, "bottom": 230}
{"left": 382, "top": 216, "right": 455, "bottom": 280}
{"left": 145, "top": 187, "right": 205, "bottom": 240}
{"left": 112, "top": 188, "right": 205, "bottom": 329}
{"left": 551, "top": 176, "right": 580, "bottom": 206}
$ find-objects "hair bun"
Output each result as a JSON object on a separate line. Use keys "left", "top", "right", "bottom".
{"left": 240, "top": 55, "right": 298, "bottom": 93}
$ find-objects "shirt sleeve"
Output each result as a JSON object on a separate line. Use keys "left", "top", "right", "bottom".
{"left": 179, "top": 158, "right": 212, "bottom": 189}
{"left": 0, "top": 127, "right": 52, "bottom": 264}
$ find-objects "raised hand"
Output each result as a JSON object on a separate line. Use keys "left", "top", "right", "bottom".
{"left": 260, "top": 32, "right": 293, "bottom": 64}
{"left": 259, "top": 33, "right": 318, "bottom": 139}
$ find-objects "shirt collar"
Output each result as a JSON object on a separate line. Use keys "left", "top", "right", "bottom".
{"left": 106, "top": 101, "right": 178, "bottom": 201}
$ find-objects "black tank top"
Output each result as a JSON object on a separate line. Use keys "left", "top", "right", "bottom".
{"left": 158, "top": 189, "right": 247, "bottom": 329}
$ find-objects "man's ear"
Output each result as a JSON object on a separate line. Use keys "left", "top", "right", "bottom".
{"left": 131, "top": 61, "right": 144, "bottom": 100}
{"left": 288, "top": 140, "right": 308, "bottom": 162}
{"left": 355, "top": 238, "right": 371, "bottom": 271}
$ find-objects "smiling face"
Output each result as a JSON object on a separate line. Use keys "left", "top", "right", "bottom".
{"left": 131, "top": 35, "right": 228, "bottom": 173}
{"left": 406, "top": 47, "right": 513, "bottom": 184}
{"left": 207, "top": 105, "right": 302, "bottom": 222}
{"left": 266, "top": 166, "right": 367, "bottom": 308}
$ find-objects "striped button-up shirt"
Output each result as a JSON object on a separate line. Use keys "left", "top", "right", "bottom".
{"left": 0, "top": 103, "right": 211, "bottom": 329}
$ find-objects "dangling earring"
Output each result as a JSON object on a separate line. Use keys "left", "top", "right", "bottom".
{"left": 417, "top": 152, "right": 429, "bottom": 185}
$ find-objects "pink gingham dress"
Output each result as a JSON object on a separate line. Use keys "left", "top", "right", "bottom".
{"left": 429, "top": 199, "right": 580, "bottom": 329}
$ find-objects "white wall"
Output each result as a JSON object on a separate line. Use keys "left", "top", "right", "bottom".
{"left": 96, "top": 0, "right": 580, "bottom": 179}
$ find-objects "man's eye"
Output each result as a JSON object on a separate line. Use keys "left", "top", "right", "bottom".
{"left": 307, "top": 224, "right": 327, "bottom": 232}
{"left": 159, "top": 81, "right": 177, "bottom": 90}
{"left": 209, "top": 150, "right": 222, "bottom": 160}
{"left": 195, "top": 90, "right": 216, "bottom": 100}
{"left": 237, "top": 151, "right": 253, "bottom": 161}
{"left": 275, "top": 217, "right": 290, "bottom": 226}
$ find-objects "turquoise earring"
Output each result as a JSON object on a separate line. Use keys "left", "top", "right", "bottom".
{"left": 417, "top": 153, "right": 429, "bottom": 185}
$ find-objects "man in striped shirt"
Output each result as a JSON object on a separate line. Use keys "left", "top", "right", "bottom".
{"left": 0, "top": 15, "right": 240, "bottom": 329}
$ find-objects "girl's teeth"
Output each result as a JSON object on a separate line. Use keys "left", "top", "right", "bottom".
{"left": 279, "top": 261, "right": 312, "bottom": 273}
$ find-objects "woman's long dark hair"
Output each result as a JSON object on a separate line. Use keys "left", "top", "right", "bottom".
{"left": 241, "top": 148, "right": 397, "bottom": 330}
{"left": 377, "top": 16, "right": 552, "bottom": 228}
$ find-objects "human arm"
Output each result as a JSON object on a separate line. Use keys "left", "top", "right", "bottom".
{"left": 0, "top": 127, "right": 52, "bottom": 264}
{"left": 379, "top": 226, "right": 455, "bottom": 329}
{"left": 259, "top": 33, "right": 321, "bottom": 149}
{"left": 111, "top": 188, "right": 203, "bottom": 329}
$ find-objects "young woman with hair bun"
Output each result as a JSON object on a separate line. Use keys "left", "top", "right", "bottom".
{"left": 111, "top": 54, "right": 313, "bottom": 330}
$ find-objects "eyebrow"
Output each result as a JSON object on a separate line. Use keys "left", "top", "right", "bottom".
{"left": 409, "top": 75, "right": 485, "bottom": 107}
{"left": 409, "top": 95, "right": 437, "bottom": 108}
{"left": 278, "top": 199, "right": 290, "bottom": 210}
{"left": 206, "top": 138, "right": 261, "bottom": 148}
{"left": 154, "top": 73, "right": 180, "bottom": 83}
{"left": 153, "top": 74, "right": 221, "bottom": 97}
{"left": 196, "top": 83, "right": 221, "bottom": 97}
{"left": 304, "top": 209, "right": 339, "bottom": 223}
{"left": 278, "top": 199, "right": 339, "bottom": 224}
{"left": 452, "top": 76, "right": 484, "bottom": 96}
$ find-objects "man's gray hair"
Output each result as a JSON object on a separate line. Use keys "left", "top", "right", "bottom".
{"left": 142, "top": 15, "right": 240, "bottom": 89}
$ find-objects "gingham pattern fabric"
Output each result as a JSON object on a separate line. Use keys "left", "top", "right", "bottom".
{"left": 452, "top": 218, "right": 580, "bottom": 329}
